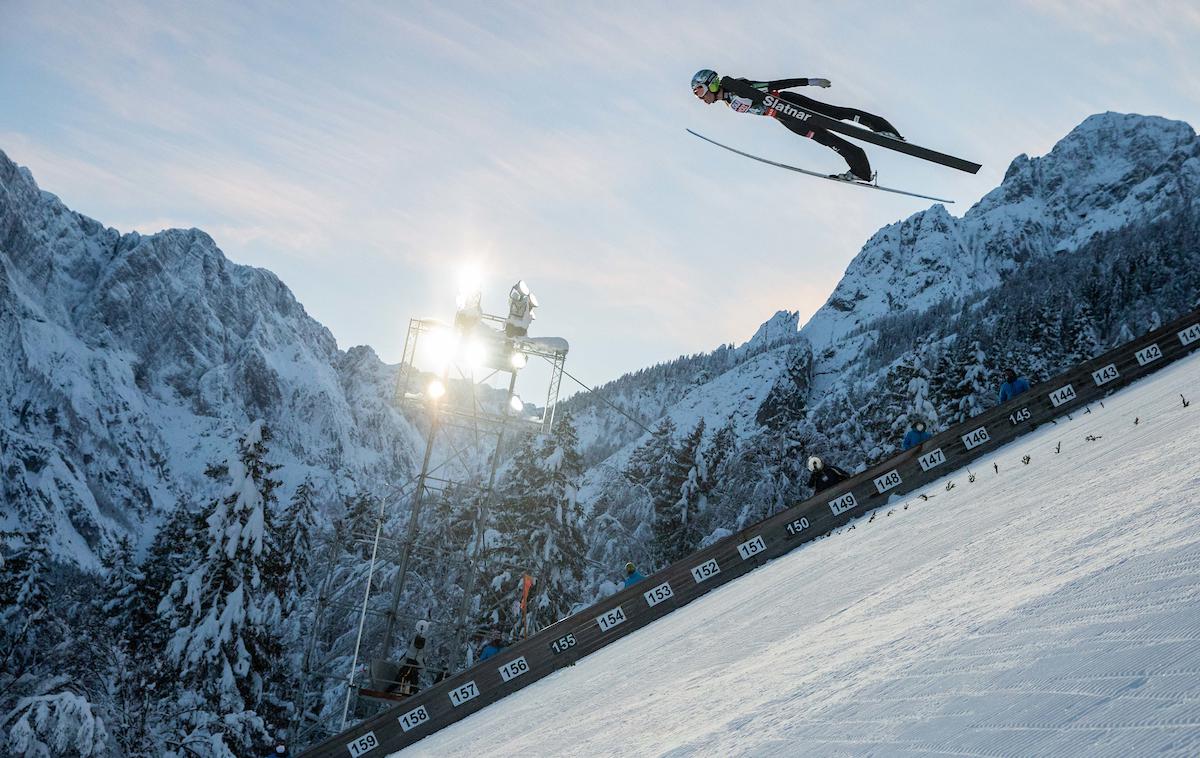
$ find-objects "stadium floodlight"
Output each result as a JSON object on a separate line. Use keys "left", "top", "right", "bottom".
{"left": 509, "top": 395, "right": 524, "bottom": 413}
{"left": 509, "top": 351, "right": 527, "bottom": 369}
{"left": 427, "top": 327, "right": 460, "bottom": 371}
{"left": 426, "top": 379, "right": 446, "bottom": 400}
{"left": 506, "top": 280, "right": 537, "bottom": 338}
{"left": 463, "top": 338, "right": 489, "bottom": 370}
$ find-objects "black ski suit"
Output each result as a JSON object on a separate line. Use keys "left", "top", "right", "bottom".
{"left": 719, "top": 76, "right": 900, "bottom": 181}
{"left": 809, "top": 464, "right": 851, "bottom": 493}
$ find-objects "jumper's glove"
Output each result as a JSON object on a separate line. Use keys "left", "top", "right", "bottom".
{"left": 808, "top": 78, "right": 832, "bottom": 88}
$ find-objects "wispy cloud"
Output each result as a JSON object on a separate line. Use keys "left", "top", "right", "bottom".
{"left": 1023, "top": 0, "right": 1200, "bottom": 43}
{"left": 3, "top": 0, "right": 1197, "bottom": 386}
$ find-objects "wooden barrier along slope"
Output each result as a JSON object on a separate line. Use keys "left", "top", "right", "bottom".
{"left": 302, "top": 308, "right": 1200, "bottom": 758}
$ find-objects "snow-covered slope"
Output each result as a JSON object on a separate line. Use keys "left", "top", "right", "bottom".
{"left": 0, "top": 150, "right": 421, "bottom": 565}
{"left": 398, "top": 351, "right": 1200, "bottom": 757}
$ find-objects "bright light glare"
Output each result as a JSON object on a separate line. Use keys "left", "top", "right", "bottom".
{"left": 464, "top": 339, "right": 489, "bottom": 369}
{"left": 509, "top": 395, "right": 524, "bottom": 412}
{"left": 510, "top": 351, "right": 527, "bottom": 369}
{"left": 458, "top": 264, "right": 484, "bottom": 300}
{"left": 427, "top": 379, "right": 446, "bottom": 399}
{"left": 426, "top": 327, "right": 459, "bottom": 370}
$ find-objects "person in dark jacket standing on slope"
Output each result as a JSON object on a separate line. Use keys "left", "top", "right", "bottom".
{"left": 807, "top": 456, "right": 850, "bottom": 492}
{"left": 691, "top": 69, "right": 905, "bottom": 182}
{"left": 902, "top": 419, "right": 933, "bottom": 451}
{"left": 998, "top": 368, "right": 1031, "bottom": 403}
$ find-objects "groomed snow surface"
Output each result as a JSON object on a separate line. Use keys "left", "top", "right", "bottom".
{"left": 399, "top": 354, "right": 1200, "bottom": 757}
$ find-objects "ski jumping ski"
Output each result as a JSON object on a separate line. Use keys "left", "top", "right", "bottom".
{"left": 686, "top": 129, "right": 956, "bottom": 204}
{"left": 760, "top": 96, "right": 983, "bottom": 175}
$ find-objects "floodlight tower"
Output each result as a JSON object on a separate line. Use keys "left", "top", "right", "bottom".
{"left": 382, "top": 279, "right": 556, "bottom": 654}
{"left": 334, "top": 276, "right": 569, "bottom": 727}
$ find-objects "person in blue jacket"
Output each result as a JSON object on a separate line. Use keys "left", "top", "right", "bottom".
{"left": 998, "top": 368, "right": 1031, "bottom": 403}
{"left": 479, "top": 631, "right": 505, "bottom": 661}
{"left": 623, "top": 562, "right": 646, "bottom": 587}
{"left": 901, "top": 419, "right": 933, "bottom": 450}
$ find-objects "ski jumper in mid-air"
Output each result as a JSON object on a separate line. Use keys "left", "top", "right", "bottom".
{"left": 691, "top": 69, "right": 905, "bottom": 182}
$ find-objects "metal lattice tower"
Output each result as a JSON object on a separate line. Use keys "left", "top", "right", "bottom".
{"left": 293, "top": 284, "right": 568, "bottom": 744}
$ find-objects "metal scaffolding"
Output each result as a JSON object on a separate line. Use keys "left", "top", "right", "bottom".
{"left": 293, "top": 286, "right": 569, "bottom": 745}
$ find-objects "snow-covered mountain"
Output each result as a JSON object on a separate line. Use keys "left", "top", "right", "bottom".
{"left": 0, "top": 152, "right": 422, "bottom": 566}
{"left": 2, "top": 112, "right": 1197, "bottom": 578}
{"left": 803, "top": 112, "right": 1199, "bottom": 352}
{"left": 564, "top": 112, "right": 1200, "bottom": 572}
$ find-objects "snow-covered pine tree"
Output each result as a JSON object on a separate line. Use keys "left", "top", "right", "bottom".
{"left": 948, "top": 339, "right": 995, "bottom": 422}
{"left": 1, "top": 532, "right": 54, "bottom": 742}
{"left": 703, "top": 419, "right": 737, "bottom": 489}
{"left": 642, "top": 418, "right": 706, "bottom": 565}
{"left": 264, "top": 477, "right": 320, "bottom": 725}
{"left": 0, "top": 532, "right": 52, "bottom": 703}
{"left": 1022, "top": 302, "right": 1064, "bottom": 379}
{"left": 726, "top": 430, "right": 804, "bottom": 528}
{"left": 122, "top": 497, "right": 207, "bottom": 704}
{"left": 689, "top": 418, "right": 743, "bottom": 538}
{"left": 335, "top": 491, "right": 377, "bottom": 561}
{"left": 80, "top": 534, "right": 161, "bottom": 757}
{"left": 97, "top": 536, "right": 143, "bottom": 640}
{"left": 624, "top": 418, "right": 677, "bottom": 496}
{"left": 815, "top": 390, "right": 876, "bottom": 463}
{"left": 658, "top": 418, "right": 707, "bottom": 563}
{"left": 3, "top": 691, "right": 111, "bottom": 758}
{"left": 488, "top": 414, "right": 588, "bottom": 637}
{"left": 1062, "top": 301, "right": 1104, "bottom": 366}
{"left": 622, "top": 417, "right": 687, "bottom": 568}
{"left": 275, "top": 478, "right": 319, "bottom": 632}
{"left": 907, "top": 345, "right": 940, "bottom": 432}
{"left": 1, "top": 533, "right": 114, "bottom": 757}
{"left": 880, "top": 345, "right": 939, "bottom": 444}
{"left": 156, "top": 420, "right": 289, "bottom": 757}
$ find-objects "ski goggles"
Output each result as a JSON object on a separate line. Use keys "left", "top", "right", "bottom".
{"left": 691, "top": 71, "right": 720, "bottom": 96}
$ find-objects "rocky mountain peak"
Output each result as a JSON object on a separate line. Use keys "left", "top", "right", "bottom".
{"left": 739, "top": 309, "right": 800, "bottom": 352}
{"left": 796, "top": 112, "right": 1199, "bottom": 352}
{"left": 0, "top": 149, "right": 414, "bottom": 566}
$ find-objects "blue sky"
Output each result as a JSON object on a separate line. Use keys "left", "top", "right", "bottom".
{"left": 2, "top": 1, "right": 1198, "bottom": 391}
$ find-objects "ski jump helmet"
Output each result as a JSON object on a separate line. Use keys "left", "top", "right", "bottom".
{"left": 807, "top": 456, "right": 823, "bottom": 472}
{"left": 691, "top": 69, "right": 720, "bottom": 95}
{"left": 625, "top": 561, "right": 636, "bottom": 575}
